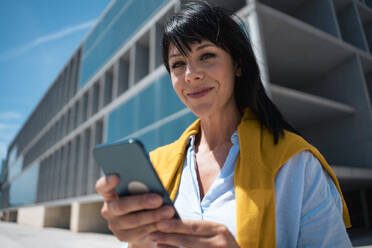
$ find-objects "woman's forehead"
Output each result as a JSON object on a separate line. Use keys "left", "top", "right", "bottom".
{"left": 168, "top": 40, "right": 215, "bottom": 57}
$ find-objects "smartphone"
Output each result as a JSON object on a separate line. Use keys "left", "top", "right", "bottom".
{"left": 93, "top": 138, "right": 180, "bottom": 219}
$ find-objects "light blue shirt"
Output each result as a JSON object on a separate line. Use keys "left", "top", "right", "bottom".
{"left": 174, "top": 131, "right": 352, "bottom": 247}
{"left": 122, "top": 131, "right": 352, "bottom": 247}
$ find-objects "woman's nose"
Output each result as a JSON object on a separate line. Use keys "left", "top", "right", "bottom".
{"left": 185, "top": 63, "right": 204, "bottom": 83}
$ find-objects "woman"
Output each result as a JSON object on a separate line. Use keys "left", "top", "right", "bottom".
{"left": 96, "top": 1, "right": 352, "bottom": 247}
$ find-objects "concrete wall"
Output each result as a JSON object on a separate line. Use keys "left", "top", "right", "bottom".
{"left": 16, "top": 205, "right": 70, "bottom": 229}
{"left": 70, "top": 201, "right": 110, "bottom": 233}
{"left": 17, "top": 206, "right": 44, "bottom": 227}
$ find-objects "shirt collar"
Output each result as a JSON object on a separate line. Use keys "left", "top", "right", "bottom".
{"left": 188, "top": 130, "right": 239, "bottom": 149}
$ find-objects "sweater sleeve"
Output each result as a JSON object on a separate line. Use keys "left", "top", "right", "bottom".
{"left": 275, "top": 151, "right": 352, "bottom": 248}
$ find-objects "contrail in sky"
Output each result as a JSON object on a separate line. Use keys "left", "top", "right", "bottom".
{"left": 0, "top": 19, "right": 96, "bottom": 62}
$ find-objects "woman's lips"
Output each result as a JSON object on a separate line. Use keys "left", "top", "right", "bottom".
{"left": 186, "top": 87, "right": 213, "bottom": 99}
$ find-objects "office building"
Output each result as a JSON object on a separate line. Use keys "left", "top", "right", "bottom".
{"left": 1, "top": 0, "right": 372, "bottom": 239}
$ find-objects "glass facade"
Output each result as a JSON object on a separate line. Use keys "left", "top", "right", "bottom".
{"left": 9, "top": 162, "right": 39, "bottom": 207}
{"left": 8, "top": 147, "right": 17, "bottom": 166}
{"left": 106, "top": 73, "right": 196, "bottom": 152}
{"left": 137, "top": 111, "right": 196, "bottom": 152}
{"left": 79, "top": 0, "right": 168, "bottom": 88}
{"left": 8, "top": 157, "right": 23, "bottom": 181}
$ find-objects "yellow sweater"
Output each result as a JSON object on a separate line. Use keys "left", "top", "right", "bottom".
{"left": 149, "top": 109, "right": 351, "bottom": 248}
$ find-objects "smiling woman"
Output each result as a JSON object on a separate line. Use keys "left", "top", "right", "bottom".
{"left": 168, "top": 41, "right": 238, "bottom": 119}
{"left": 95, "top": 1, "right": 352, "bottom": 247}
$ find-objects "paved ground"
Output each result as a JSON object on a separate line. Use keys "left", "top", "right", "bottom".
{"left": 0, "top": 222, "right": 122, "bottom": 248}
{"left": 2, "top": 221, "right": 372, "bottom": 247}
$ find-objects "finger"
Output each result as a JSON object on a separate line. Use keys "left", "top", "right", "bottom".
{"left": 156, "top": 219, "right": 219, "bottom": 236}
{"left": 151, "top": 232, "right": 210, "bottom": 248}
{"left": 112, "top": 223, "right": 158, "bottom": 243}
{"left": 108, "top": 205, "right": 175, "bottom": 230}
{"left": 107, "top": 193, "right": 163, "bottom": 216}
{"left": 95, "top": 175, "right": 119, "bottom": 201}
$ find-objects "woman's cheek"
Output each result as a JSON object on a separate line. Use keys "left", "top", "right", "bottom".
{"left": 171, "top": 81, "right": 185, "bottom": 101}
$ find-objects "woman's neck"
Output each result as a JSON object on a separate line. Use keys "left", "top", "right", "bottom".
{"left": 197, "top": 104, "right": 241, "bottom": 152}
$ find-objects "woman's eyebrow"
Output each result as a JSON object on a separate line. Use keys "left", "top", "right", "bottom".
{"left": 169, "top": 53, "right": 182, "bottom": 59}
{"left": 169, "top": 43, "right": 214, "bottom": 59}
{"left": 196, "top": 43, "right": 214, "bottom": 51}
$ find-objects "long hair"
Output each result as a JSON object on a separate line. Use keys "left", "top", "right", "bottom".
{"left": 162, "top": 1, "right": 298, "bottom": 144}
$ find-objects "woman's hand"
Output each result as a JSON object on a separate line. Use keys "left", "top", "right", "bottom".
{"left": 150, "top": 219, "right": 240, "bottom": 248}
{"left": 95, "top": 175, "right": 175, "bottom": 247}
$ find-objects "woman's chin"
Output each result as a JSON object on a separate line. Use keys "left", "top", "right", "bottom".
{"left": 188, "top": 104, "right": 216, "bottom": 119}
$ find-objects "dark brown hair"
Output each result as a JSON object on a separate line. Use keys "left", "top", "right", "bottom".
{"left": 162, "top": 1, "right": 297, "bottom": 143}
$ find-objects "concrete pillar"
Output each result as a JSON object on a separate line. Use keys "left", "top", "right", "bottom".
{"left": 17, "top": 205, "right": 70, "bottom": 229}
{"left": 70, "top": 201, "right": 109, "bottom": 233}
{"left": 150, "top": 23, "right": 163, "bottom": 72}
{"left": 17, "top": 206, "right": 44, "bottom": 227}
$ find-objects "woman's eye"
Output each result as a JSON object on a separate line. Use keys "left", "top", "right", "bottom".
{"left": 201, "top": 53, "right": 215, "bottom": 61}
{"left": 171, "top": 61, "right": 185, "bottom": 69}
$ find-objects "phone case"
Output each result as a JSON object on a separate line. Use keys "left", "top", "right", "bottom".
{"left": 93, "top": 139, "right": 179, "bottom": 218}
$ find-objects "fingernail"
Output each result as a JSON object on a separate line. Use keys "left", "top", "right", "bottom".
{"left": 106, "top": 174, "right": 116, "bottom": 183}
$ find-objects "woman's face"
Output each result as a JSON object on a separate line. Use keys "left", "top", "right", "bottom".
{"left": 168, "top": 40, "right": 240, "bottom": 118}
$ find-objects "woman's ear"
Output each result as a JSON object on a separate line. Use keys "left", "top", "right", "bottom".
{"left": 235, "top": 62, "right": 242, "bottom": 77}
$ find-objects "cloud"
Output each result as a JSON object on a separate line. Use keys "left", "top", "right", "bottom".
{"left": 0, "top": 122, "right": 20, "bottom": 140}
{"left": 0, "top": 111, "right": 22, "bottom": 121}
{"left": 0, "top": 19, "right": 96, "bottom": 62}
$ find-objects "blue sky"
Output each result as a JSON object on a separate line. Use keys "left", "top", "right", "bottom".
{"left": 0, "top": 0, "right": 111, "bottom": 162}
